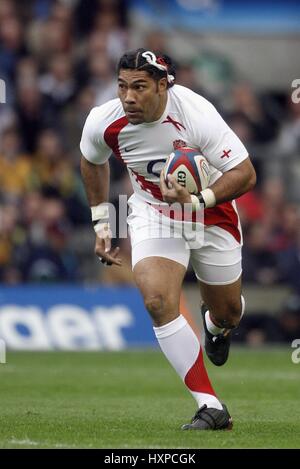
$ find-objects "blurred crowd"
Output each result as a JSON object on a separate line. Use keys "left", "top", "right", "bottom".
{"left": 0, "top": 0, "right": 299, "bottom": 319}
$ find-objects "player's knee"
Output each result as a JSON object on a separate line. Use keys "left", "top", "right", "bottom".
{"left": 144, "top": 293, "right": 173, "bottom": 325}
{"left": 223, "top": 300, "right": 243, "bottom": 328}
{"left": 144, "top": 293, "right": 164, "bottom": 317}
{"left": 212, "top": 299, "right": 243, "bottom": 329}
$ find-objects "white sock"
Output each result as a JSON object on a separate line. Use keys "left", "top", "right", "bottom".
{"left": 205, "top": 310, "right": 225, "bottom": 335}
{"left": 153, "top": 314, "right": 222, "bottom": 410}
{"left": 205, "top": 295, "right": 246, "bottom": 336}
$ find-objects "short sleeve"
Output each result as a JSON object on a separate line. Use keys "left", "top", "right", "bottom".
{"left": 80, "top": 108, "right": 112, "bottom": 164}
{"left": 196, "top": 101, "right": 249, "bottom": 172}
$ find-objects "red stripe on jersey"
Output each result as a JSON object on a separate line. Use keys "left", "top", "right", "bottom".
{"left": 131, "top": 169, "right": 164, "bottom": 201}
{"left": 149, "top": 201, "right": 241, "bottom": 243}
{"left": 184, "top": 347, "right": 216, "bottom": 395}
{"left": 104, "top": 116, "right": 129, "bottom": 162}
{"left": 103, "top": 116, "right": 164, "bottom": 201}
{"left": 205, "top": 202, "right": 241, "bottom": 244}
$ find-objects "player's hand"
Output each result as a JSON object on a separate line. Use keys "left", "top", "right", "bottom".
{"left": 94, "top": 223, "right": 122, "bottom": 267}
{"left": 160, "top": 172, "right": 192, "bottom": 206}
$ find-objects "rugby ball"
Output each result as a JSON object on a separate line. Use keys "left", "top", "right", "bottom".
{"left": 163, "top": 147, "right": 210, "bottom": 194}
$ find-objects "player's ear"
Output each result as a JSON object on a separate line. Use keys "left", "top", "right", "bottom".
{"left": 158, "top": 77, "right": 168, "bottom": 94}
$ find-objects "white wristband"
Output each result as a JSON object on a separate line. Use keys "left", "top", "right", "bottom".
{"left": 94, "top": 221, "right": 111, "bottom": 237}
{"left": 91, "top": 203, "right": 109, "bottom": 222}
{"left": 200, "top": 188, "right": 216, "bottom": 208}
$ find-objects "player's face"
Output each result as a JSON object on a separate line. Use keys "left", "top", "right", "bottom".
{"left": 118, "top": 69, "right": 168, "bottom": 125}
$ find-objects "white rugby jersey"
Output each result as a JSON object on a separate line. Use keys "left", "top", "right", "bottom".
{"left": 80, "top": 84, "right": 248, "bottom": 205}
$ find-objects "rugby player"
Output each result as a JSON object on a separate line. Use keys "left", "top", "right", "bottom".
{"left": 80, "top": 48, "right": 256, "bottom": 430}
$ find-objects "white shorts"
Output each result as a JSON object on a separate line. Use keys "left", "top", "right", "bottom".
{"left": 127, "top": 194, "right": 243, "bottom": 285}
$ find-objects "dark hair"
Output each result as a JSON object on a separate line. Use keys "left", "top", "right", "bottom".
{"left": 117, "top": 48, "right": 176, "bottom": 88}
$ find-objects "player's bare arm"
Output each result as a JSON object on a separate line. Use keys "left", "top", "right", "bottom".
{"left": 208, "top": 157, "right": 256, "bottom": 205}
{"left": 80, "top": 157, "right": 109, "bottom": 206}
{"left": 80, "top": 157, "right": 122, "bottom": 266}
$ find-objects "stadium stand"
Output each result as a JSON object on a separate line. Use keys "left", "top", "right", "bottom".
{"left": 0, "top": 0, "right": 299, "bottom": 343}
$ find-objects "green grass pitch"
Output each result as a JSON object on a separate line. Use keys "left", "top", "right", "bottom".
{"left": 0, "top": 347, "right": 299, "bottom": 448}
